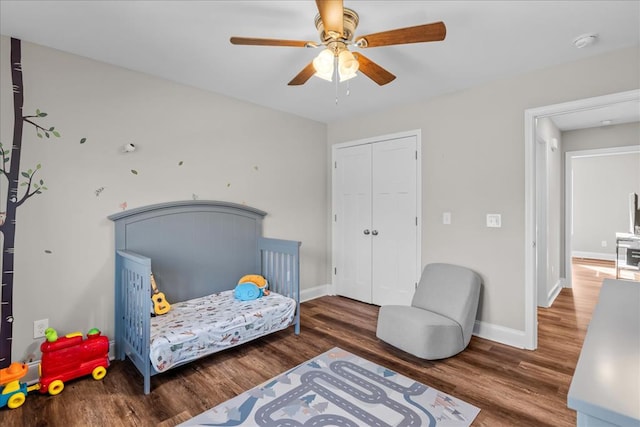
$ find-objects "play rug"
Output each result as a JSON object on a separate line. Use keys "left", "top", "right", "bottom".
{"left": 180, "top": 347, "right": 480, "bottom": 426}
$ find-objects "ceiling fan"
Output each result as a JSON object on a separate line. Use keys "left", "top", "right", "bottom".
{"left": 230, "top": 0, "right": 446, "bottom": 86}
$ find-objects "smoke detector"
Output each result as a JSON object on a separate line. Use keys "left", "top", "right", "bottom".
{"left": 573, "top": 33, "right": 598, "bottom": 49}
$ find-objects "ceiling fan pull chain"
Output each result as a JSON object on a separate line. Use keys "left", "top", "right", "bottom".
{"left": 335, "top": 56, "right": 339, "bottom": 105}
{"left": 346, "top": 80, "right": 351, "bottom": 97}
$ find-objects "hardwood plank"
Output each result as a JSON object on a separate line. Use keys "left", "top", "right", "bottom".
{"left": 1, "top": 259, "right": 627, "bottom": 426}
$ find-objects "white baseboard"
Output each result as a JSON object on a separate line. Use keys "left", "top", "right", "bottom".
{"left": 572, "top": 251, "right": 615, "bottom": 261}
{"left": 313, "top": 284, "right": 528, "bottom": 349}
{"left": 300, "top": 285, "right": 332, "bottom": 302}
{"left": 472, "top": 320, "right": 527, "bottom": 349}
{"left": 538, "top": 278, "right": 564, "bottom": 308}
{"left": 546, "top": 279, "right": 563, "bottom": 307}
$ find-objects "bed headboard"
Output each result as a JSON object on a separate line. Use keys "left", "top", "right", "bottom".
{"left": 108, "top": 200, "right": 267, "bottom": 302}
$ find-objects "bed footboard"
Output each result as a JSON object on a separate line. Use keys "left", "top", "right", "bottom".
{"left": 115, "top": 250, "right": 154, "bottom": 394}
{"left": 258, "top": 237, "right": 302, "bottom": 334}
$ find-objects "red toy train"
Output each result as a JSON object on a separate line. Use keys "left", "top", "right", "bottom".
{"left": 0, "top": 327, "right": 109, "bottom": 409}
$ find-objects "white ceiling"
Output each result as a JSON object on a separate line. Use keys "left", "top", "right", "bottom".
{"left": 550, "top": 99, "right": 640, "bottom": 131}
{"left": 1, "top": 1, "right": 639, "bottom": 124}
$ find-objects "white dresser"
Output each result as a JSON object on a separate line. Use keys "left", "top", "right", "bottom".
{"left": 567, "top": 279, "right": 640, "bottom": 426}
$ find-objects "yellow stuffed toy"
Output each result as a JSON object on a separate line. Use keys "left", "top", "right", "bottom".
{"left": 238, "top": 274, "right": 270, "bottom": 296}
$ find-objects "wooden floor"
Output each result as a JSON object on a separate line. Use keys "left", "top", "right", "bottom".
{"left": 3, "top": 258, "right": 634, "bottom": 426}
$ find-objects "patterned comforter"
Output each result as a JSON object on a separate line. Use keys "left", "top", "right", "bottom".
{"left": 149, "top": 290, "right": 296, "bottom": 372}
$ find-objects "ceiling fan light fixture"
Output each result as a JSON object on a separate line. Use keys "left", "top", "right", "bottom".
{"left": 313, "top": 48, "right": 334, "bottom": 81}
{"left": 338, "top": 50, "right": 359, "bottom": 82}
{"left": 231, "top": 3, "right": 445, "bottom": 87}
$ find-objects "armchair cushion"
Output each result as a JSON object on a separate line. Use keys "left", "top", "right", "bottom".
{"left": 376, "top": 305, "right": 464, "bottom": 360}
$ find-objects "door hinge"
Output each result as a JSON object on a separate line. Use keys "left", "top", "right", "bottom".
{"left": 415, "top": 217, "right": 418, "bottom": 226}
{"left": 415, "top": 282, "right": 418, "bottom": 289}
{"left": 415, "top": 151, "right": 418, "bottom": 160}
{"left": 334, "top": 161, "right": 337, "bottom": 169}
{"left": 334, "top": 214, "right": 337, "bottom": 222}
{"left": 334, "top": 267, "right": 337, "bottom": 275}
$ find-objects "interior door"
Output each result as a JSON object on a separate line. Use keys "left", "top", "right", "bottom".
{"left": 333, "top": 144, "right": 373, "bottom": 303}
{"left": 333, "top": 133, "right": 419, "bottom": 306}
{"left": 371, "top": 136, "right": 418, "bottom": 306}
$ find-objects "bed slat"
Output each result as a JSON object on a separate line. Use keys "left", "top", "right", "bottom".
{"left": 259, "top": 237, "right": 301, "bottom": 335}
{"left": 116, "top": 250, "right": 154, "bottom": 394}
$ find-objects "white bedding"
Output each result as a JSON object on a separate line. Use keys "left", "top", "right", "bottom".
{"left": 149, "top": 290, "right": 296, "bottom": 372}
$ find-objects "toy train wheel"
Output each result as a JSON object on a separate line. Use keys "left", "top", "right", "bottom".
{"left": 7, "top": 392, "right": 26, "bottom": 409}
{"left": 48, "top": 379, "right": 64, "bottom": 395}
{"left": 92, "top": 366, "right": 107, "bottom": 380}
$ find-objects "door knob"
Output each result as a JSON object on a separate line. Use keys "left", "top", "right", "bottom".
{"left": 363, "top": 229, "right": 370, "bottom": 235}
{"left": 372, "top": 230, "right": 379, "bottom": 236}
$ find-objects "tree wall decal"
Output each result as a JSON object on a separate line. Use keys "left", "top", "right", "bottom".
{"left": 0, "top": 38, "right": 60, "bottom": 367}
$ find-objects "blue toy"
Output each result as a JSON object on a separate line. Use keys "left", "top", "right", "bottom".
{"left": 234, "top": 282, "right": 263, "bottom": 301}
{"left": 234, "top": 274, "right": 269, "bottom": 301}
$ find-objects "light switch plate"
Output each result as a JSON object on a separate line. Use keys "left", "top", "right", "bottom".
{"left": 443, "top": 212, "right": 451, "bottom": 225}
{"left": 486, "top": 214, "right": 502, "bottom": 228}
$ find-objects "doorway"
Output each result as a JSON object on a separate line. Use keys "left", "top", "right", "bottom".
{"left": 565, "top": 145, "right": 640, "bottom": 286}
{"left": 524, "top": 89, "right": 640, "bottom": 349}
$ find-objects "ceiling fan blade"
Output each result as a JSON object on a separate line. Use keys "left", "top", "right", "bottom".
{"left": 288, "top": 62, "right": 317, "bottom": 86}
{"left": 230, "top": 36, "right": 317, "bottom": 48}
{"left": 356, "top": 21, "right": 446, "bottom": 48}
{"left": 316, "top": 0, "right": 344, "bottom": 37}
{"left": 356, "top": 53, "right": 396, "bottom": 86}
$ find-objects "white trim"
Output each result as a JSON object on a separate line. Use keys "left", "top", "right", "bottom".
{"left": 300, "top": 283, "right": 530, "bottom": 349}
{"left": 538, "top": 279, "right": 563, "bottom": 308}
{"left": 566, "top": 146, "right": 640, "bottom": 158}
{"left": 524, "top": 108, "right": 538, "bottom": 350}
{"left": 565, "top": 151, "right": 574, "bottom": 288}
{"left": 546, "top": 279, "right": 563, "bottom": 307}
{"left": 571, "top": 251, "right": 616, "bottom": 261}
{"left": 524, "top": 89, "right": 640, "bottom": 351}
{"left": 535, "top": 134, "right": 549, "bottom": 306}
{"left": 472, "top": 320, "right": 527, "bottom": 349}
{"left": 331, "top": 129, "right": 422, "bottom": 150}
{"left": 301, "top": 285, "right": 332, "bottom": 302}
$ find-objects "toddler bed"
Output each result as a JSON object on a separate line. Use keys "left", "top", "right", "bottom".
{"left": 108, "top": 200, "right": 301, "bottom": 394}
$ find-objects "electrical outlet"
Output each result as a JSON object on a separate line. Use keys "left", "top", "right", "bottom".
{"left": 34, "top": 318, "right": 48, "bottom": 339}
{"left": 486, "top": 214, "right": 502, "bottom": 228}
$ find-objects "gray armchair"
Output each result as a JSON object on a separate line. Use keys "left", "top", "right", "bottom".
{"left": 376, "top": 263, "right": 482, "bottom": 359}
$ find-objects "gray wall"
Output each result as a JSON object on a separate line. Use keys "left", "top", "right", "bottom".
{"left": 571, "top": 151, "right": 640, "bottom": 256}
{"left": 563, "top": 123, "right": 640, "bottom": 259}
{"left": 327, "top": 46, "right": 639, "bottom": 332}
{"left": 0, "top": 36, "right": 328, "bottom": 362}
{"left": 1, "top": 35, "right": 639, "bottom": 363}
{"left": 563, "top": 122, "right": 640, "bottom": 152}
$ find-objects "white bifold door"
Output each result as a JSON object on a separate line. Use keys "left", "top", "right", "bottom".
{"left": 332, "top": 133, "right": 419, "bottom": 306}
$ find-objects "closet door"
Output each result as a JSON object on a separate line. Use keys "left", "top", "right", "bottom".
{"left": 333, "top": 144, "right": 373, "bottom": 303}
{"left": 333, "top": 133, "right": 419, "bottom": 306}
{"left": 371, "top": 136, "right": 418, "bottom": 306}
